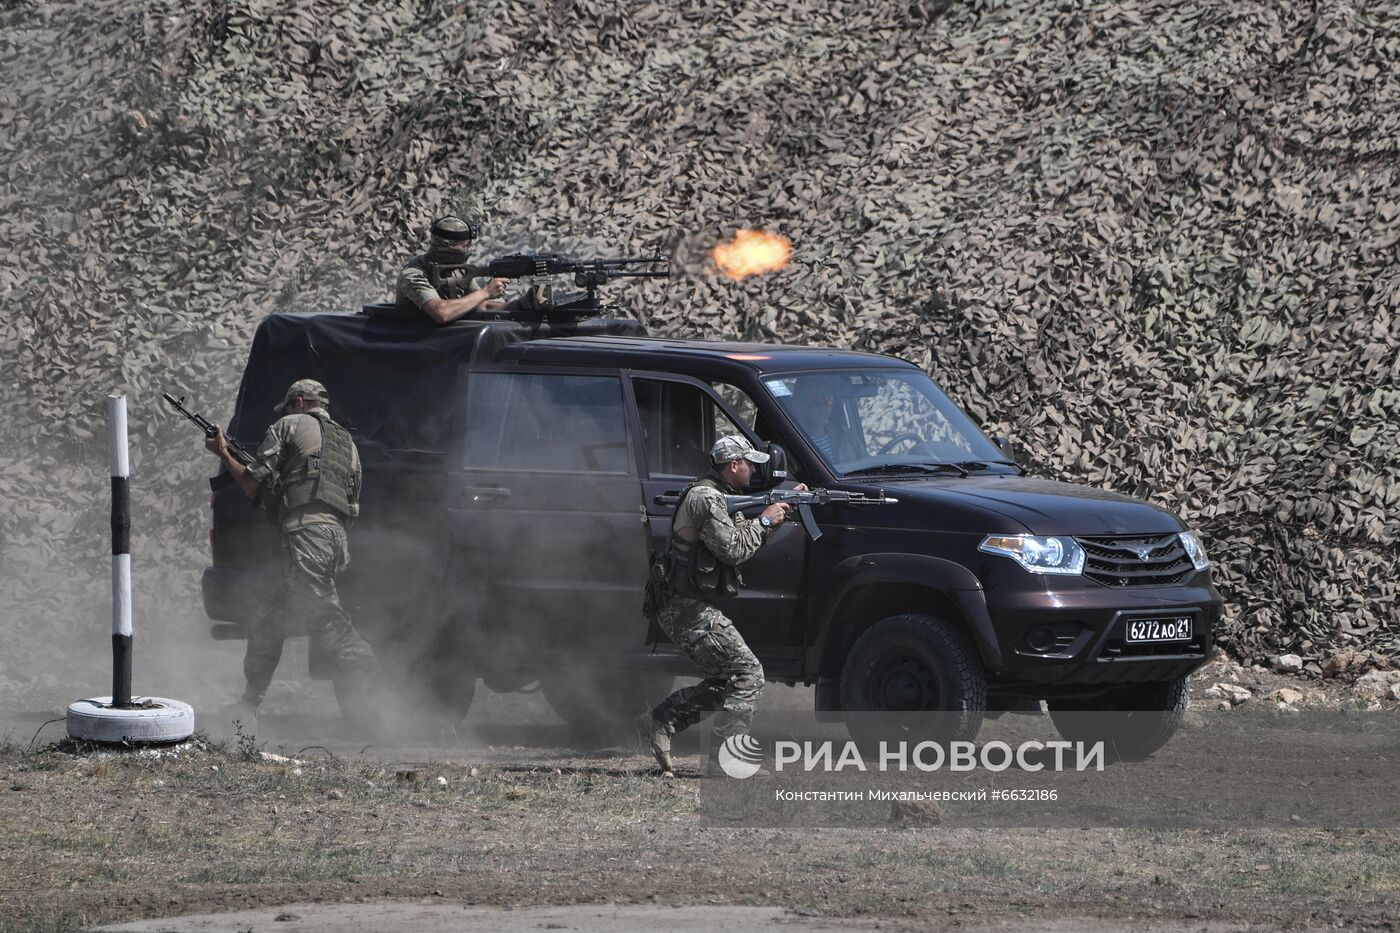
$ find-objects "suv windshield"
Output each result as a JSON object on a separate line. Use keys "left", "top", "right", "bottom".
{"left": 763, "top": 370, "right": 1008, "bottom": 476}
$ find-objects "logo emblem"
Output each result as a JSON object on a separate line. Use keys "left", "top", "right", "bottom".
{"left": 717, "top": 734, "right": 765, "bottom": 779}
{"left": 1133, "top": 545, "right": 1153, "bottom": 561}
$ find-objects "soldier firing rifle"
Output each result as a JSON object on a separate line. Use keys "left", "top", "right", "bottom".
{"left": 722, "top": 488, "right": 899, "bottom": 541}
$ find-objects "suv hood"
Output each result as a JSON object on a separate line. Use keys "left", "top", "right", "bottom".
{"left": 846, "top": 474, "right": 1185, "bottom": 536}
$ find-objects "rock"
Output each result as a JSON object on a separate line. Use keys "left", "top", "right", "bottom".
{"left": 1323, "top": 651, "right": 1365, "bottom": 679}
{"left": 1389, "top": 684, "right": 1400, "bottom": 702}
{"left": 1324, "top": 651, "right": 1392, "bottom": 682}
{"left": 1271, "top": 687, "right": 1304, "bottom": 706}
{"left": 326, "top": 789, "right": 344, "bottom": 800}
{"left": 1355, "top": 671, "right": 1400, "bottom": 699}
{"left": 1207, "top": 683, "right": 1252, "bottom": 706}
{"left": 891, "top": 799, "right": 943, "bottom": 825}
{"left": 260, "top": 751, "right": 302, "bottom": 765}
{"left": 1272, "top": 654, "right": 1304, "bottom": 674}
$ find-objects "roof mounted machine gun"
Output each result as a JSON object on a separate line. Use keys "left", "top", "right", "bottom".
{"left": 480, "top": 252, "right": 670, "bottom": 320}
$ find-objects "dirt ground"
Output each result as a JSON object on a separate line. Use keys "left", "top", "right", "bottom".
{"left": 1, "top": 649, "right": 1398, "bottom": 933}
{"left": 87, "top": 903, "right": 1272, "bottom": 932}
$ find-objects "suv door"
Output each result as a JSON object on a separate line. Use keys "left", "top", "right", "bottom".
{"left": 632, "top": 374, "right": 808, "bottom": 665}
{"left": 447, "top": 366, "right": 648, "bottom": 666}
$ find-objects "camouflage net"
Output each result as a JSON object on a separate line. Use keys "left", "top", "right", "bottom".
{"left": 1, "top": 0, "right": 1396, "bottom": 674}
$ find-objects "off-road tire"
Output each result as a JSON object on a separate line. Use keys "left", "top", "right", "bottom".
{"left": 385, "top": 621, "right": 477, "bottom": 724}
{"left": 66, "top": 696, "right": 195, "bottom": 744}
{"left": 839, "top": 613, "right": 987, "bottom": 747}
{"left": 1046, "top": 676, "right": 1189, "bottom": 761}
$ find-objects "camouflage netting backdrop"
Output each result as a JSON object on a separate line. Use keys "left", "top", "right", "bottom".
{"left": 1, "top": 0, "right": 1396, "bottom": 686}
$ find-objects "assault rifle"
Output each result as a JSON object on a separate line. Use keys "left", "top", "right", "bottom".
{"left": 724, "top": 488, "right": 899, "bottom": 542}
{"left": 437, "top": 251, "right": 669, "bottom": 318}
{"left": 163, "top": 392, "right": 254, "bottom": 492}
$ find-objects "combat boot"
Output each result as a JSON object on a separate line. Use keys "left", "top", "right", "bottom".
{"left": 635, "top": 713, "right": 674, "bottom": 774}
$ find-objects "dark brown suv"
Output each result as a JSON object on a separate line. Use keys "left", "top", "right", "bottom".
{"left": 203, "top": 309, "right": 1221, "bottom": 757}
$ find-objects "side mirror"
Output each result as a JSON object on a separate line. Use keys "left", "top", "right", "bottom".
{"left": 756, "top": 442, "right": 789, "bottom": 489}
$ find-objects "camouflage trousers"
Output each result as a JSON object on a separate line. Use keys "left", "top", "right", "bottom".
{"left": 649, "top": 597, "right": 765, "bottom": 740}
{"left": 242, "top": 523, "right": 381, "bottom": 709}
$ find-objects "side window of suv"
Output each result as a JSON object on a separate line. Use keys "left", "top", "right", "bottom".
{"left": 633, "top": 378, "right": 742, "bottom": 478}
{"left": 709, "top": 380, "right": 759, "bottom": 433}
{"left": 463, "top": 372, "right": 631, "bottom": 474}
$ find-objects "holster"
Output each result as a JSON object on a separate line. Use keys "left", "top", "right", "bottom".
{"left": 642, "top": 550, "right": 674, "bottom": 618}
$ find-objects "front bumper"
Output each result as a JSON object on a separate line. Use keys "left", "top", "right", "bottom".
{"left": 984, "top": 577, "right": 1222, "bottom": 689}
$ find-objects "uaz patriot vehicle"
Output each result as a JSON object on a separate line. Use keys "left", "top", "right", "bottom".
{"left": 203, "top": 303, "right": 1222, "bottom": 757}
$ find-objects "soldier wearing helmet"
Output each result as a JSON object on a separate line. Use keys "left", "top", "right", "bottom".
{"left": 636, "top": 435, "right": 807, "bottom": 776}
{"left": 205, "top": 379, "right": 383, "bottom": 723}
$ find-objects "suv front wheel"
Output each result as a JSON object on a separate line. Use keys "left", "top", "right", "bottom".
{"left": 839, "top": 613, "right": 987, "bottom": 746}
{"left": 1046, "top": 676, "right": 1189, "bottom": 760}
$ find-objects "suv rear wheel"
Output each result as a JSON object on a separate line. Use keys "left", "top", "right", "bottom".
{"left": 839, "top": 613, "right": 987, "bottom": 746}
{"left": 1046, "top": 676, "right": 1189, "bottom": 760}
{"left": 403, "top": 624, "right": 477, "bottom": 723}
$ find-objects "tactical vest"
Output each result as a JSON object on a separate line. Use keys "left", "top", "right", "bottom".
{"left": 278, "top": 411, "right": 357, "bottom": 521}
{"left": 668, "top": 477, "right": 742, "bottom": 603}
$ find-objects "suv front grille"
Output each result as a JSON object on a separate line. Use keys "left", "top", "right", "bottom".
{"left": 1075, "top": 533, "right": 1192, "bottom": 587}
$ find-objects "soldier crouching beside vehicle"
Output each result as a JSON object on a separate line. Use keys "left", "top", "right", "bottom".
{"left": 204, "top": 379, "right": 385, "bottom": 727}
{"left": 637, "top": 435, "right": 805, "bottom": 776}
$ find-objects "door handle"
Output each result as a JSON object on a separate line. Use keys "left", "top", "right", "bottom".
{"left": 653, "top": 492, "right": 681, "bottom": 506}
{"left": 462, "top": 486, "right": 511, "bottom": 501}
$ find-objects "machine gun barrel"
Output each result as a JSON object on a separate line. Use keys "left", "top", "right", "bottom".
{"left": 484, "top": 252, "right": 669, "bottom": 281}
{"left": 582, "top": 256, "right": 671, "bottom": 278}
{"left": 723, "top": 488, "right": 898, "bottom": 542}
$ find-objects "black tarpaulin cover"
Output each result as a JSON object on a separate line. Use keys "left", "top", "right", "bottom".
{"left": 226, "top": 313, "right": 516, "bottom": 457}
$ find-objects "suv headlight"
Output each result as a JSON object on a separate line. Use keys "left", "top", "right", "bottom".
{"left": 979, "top": 535, "right": 1086, "bottom": 575}
{"left": 1178, "top": 530, "right": 1210, "bottom": 571}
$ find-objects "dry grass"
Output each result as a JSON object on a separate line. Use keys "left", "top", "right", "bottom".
{"left": 1, "top": 734, "right": 1397, "bottom": 932}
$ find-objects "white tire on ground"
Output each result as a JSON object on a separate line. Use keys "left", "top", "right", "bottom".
{"left": 66, "top": 696, "right": 195, "bottom": 744}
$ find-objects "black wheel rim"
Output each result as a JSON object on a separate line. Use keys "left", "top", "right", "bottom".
{"left": 869, "top": 650, "right": 941, "bottom": 710}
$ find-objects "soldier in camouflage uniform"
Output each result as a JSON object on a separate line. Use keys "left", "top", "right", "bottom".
{"left": 395, "top": 216, "right": 511, "bottom": 324}
{"left": 637, "top": 435, "right": 804, "bottom": 775}
{"left": 206, "top": 379, "right": 382, "bottom": 718}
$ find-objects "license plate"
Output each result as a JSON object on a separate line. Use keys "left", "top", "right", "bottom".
{"left": 1124, "top": 616, "right": 1193, "bottom": 643}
